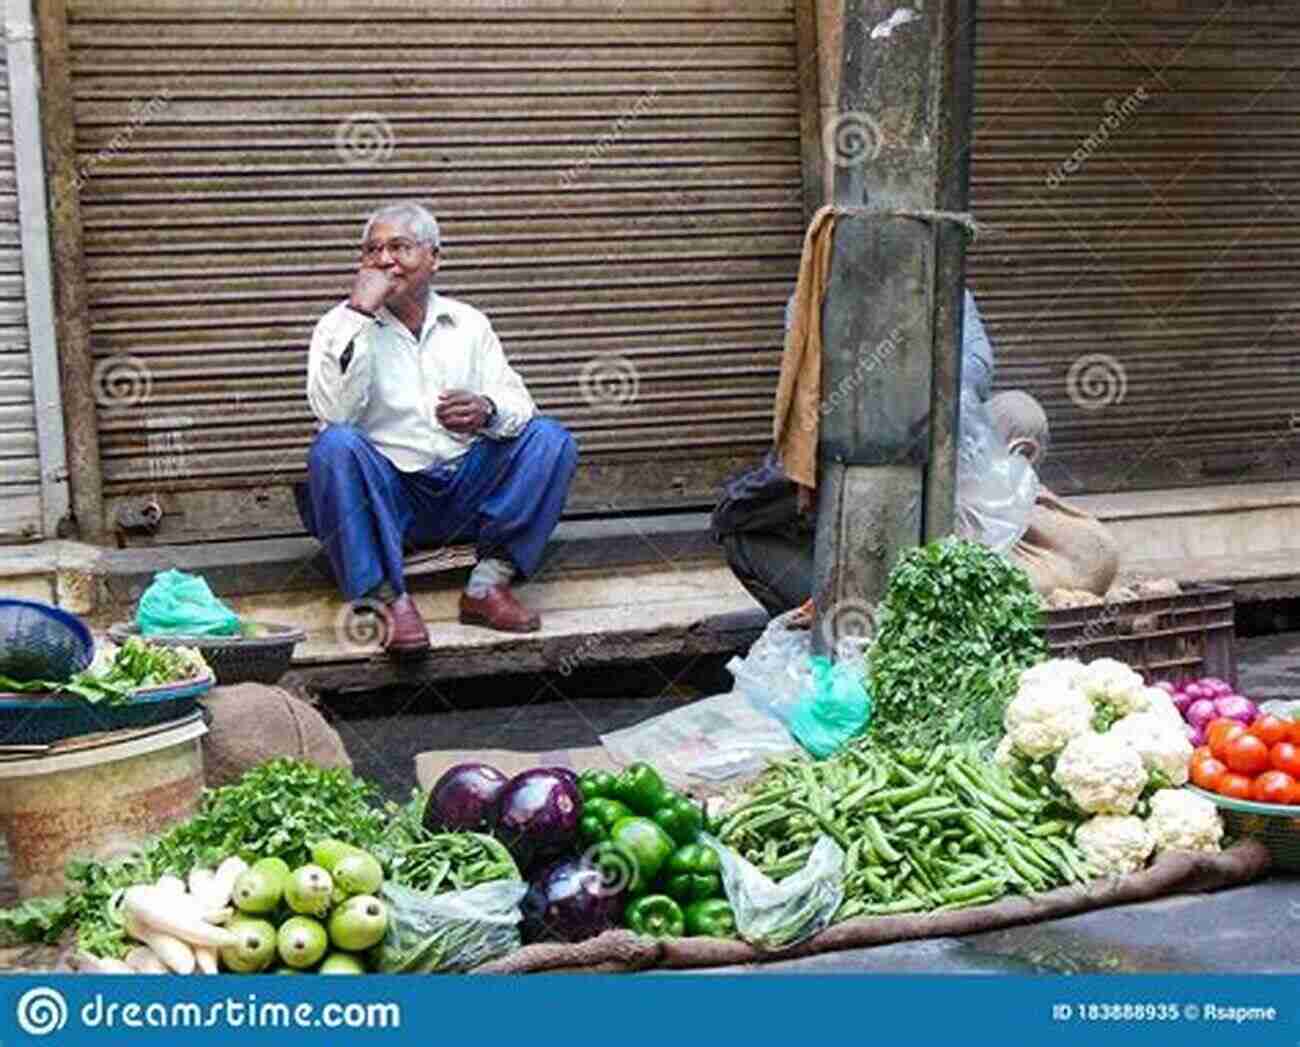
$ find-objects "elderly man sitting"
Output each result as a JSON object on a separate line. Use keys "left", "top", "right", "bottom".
{"left": 300, "top": 202, "right": 577, "bottom": 652}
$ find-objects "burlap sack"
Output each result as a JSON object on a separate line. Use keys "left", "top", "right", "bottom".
{"left": 1011, "top": 488, "right": 1120, "bottom": 598}
{"left": 200, "top": 684, "right": 351, "bottom": 787}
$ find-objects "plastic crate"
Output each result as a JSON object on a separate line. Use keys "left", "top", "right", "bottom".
{"left": 0, "top": 674, "right": 213, "bottom": 746}
{"left": 1040, "top": 582, "right": 1236, "bottom": 688}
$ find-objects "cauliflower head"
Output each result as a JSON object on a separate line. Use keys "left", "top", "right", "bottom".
{"left": 1053, "top": 732, "right": 1148, "bottom": 814}
{"left": 1075, "top": 815, "right": 1156, "bottom": 877}
{"left": 1146, "top": 789, "right": 1224, "bottom": 854}
{"left": 1003, "top": 685, "right": 1095, "bottom": 759}
{"left": 1137, "top": 687, "right": 1186, "bottom": 729}
{"left": 1019, "top": 658, "right": 1087, "bottom": 692}
{"left": 1078, "top": 658, "right": 1147, "bottom": 715}
{"left": 1109, "top": 712, "right": 1194, "bottom": 787}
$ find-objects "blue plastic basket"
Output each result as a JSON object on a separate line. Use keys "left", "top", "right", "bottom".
{"left": 0, "top": 599, "right": 95, "bottom": 683}
{"left": 0, "top": 674, "right": 214, "bottom": 746}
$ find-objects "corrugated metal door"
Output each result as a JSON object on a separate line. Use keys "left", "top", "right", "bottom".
{"left": 969, "top": 1, "right": 1300, "bottom": 495}
{"left": 0, "top": 43, "right": 39, "bottom": 542}
{"left": 66, "top": 0, "right": 807, "bottom": 543}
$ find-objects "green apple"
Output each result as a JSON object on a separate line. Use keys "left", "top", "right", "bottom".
{"left": 284, "top": 864, "right": 334, "bottom": 918}
{"left": 219, "top": 916, "right": 278, "bottom": 973}
{"left": 277, "top": 916, "right": 329, "bottom": 970}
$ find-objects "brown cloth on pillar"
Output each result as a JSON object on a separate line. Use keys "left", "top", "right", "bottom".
{"left": 771, "top": 204, "right": 839, "bottom": 491}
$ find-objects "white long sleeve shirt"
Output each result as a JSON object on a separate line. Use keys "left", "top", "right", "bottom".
{"left": 306, "top": 291, "right": 536, "bottom": 472}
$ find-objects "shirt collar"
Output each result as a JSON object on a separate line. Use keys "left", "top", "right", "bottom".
{"left": 375, "top": 290, "right": 457, "bottom": 339}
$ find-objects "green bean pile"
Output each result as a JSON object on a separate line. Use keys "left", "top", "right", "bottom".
{"left": 386, "top": 832, "right": 519, "bottom": 894}
{"left": 716, "top": 743, "right": 1090, "bottom": 921}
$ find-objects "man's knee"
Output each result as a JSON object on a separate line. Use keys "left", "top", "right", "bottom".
{"left": 308, "top": 425, "right": 371, "bottom": 471}
{"left": 525, "top": 416, "right": 578, "bottom": 466}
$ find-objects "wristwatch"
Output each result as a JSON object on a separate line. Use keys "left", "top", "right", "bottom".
{"left": 482, "top": 396, "right": 498, "bottom": 429}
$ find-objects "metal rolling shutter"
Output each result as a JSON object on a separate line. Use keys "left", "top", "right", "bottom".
{"left": 67, "top": 0, "right": 806, "bottom": 542}
{"left": 0, "top": 44, "right": 38, "bottom": 542}
{"left": 969, "top": 1, "right": 1300, "bottom": 495}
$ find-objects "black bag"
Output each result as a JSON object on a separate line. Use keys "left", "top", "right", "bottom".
{"left": 711, "top": 449, "right": 809, "bottom": 542}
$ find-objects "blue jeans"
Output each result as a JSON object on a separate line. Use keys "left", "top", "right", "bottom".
{"left": 299, "top": 418, "right": 578, "bottom": 600}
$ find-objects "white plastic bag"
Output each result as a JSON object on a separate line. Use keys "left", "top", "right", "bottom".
{"left": 600, "top": 691, "right": 800, "bottom": 790}
{"left": 373, "top": 879, "right": 527, "bottom": 973}
{"left": 702, "top": 833, "right": 844, "bottom": 951}
{"left": 726, "top": 608, "right": 816, "bottom": 727}
{"left": 956, "top": 389, "right": 1040, "bottom": 554}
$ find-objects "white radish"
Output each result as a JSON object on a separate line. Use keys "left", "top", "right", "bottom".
{"left": 124, "top": 946, "right": 168, "bottom": 974}
{"left": 203, "top": 856, "right": 248, "bottom": 910}
{"left": 124, "top": 911, "right": 196, "bottom": 974}
{"left": 194, "top": 946, "right": 219, "bottom": 974}
{"left": 155, "top": 875, "right": 187, "bottom": 895}
{"left": 202, "top": 906, "right": 233, "bottom": 926}
{"left": 187, "top": 867, "right": 215, "bottom": 899}
{"left": 123, "top": 885, "right": 238, "bottom": 949}
{"left": 76, "top": 951, "right": 134, "bottom": 974}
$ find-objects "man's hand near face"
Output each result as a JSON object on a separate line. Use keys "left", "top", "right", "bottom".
{"left": 437, "top": 390, "right": 492, "bottom": 433}
{"left": 349, "top": 265, "right": 397, "bottom": 315}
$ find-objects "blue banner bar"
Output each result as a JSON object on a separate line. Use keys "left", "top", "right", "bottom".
{"left": 1, "top": 974, "right": 1295, "bottom": 1046}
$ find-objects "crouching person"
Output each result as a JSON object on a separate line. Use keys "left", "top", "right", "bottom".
{"left": 300, "top": 201, "right": 577, "bottom": 653}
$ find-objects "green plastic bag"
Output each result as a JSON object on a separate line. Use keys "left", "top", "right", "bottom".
{"left": 788, "top": 656, "right": 872, "bottom": 760}
{"left": 136, "top": 569, "right": 242, "bottom": 637}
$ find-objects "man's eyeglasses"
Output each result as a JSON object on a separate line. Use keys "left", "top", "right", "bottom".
{"left": 361, "top": 238, "right": 432, "bottom": 261}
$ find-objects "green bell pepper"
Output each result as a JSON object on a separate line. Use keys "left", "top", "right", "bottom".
{"left": 624, "top": 894, "right": 685, "bottom": 939}
{"left": 651, "top": 790, "right": 704, "bottom": 846}
{"left": 607, "top": 816, "right": 675, "bottom": 893}
{"left": 578, "top": 769, "right": 619, "bottom": 802}
{"left": 578, "top": 797, "right": 633, "bottom": 846}
{"left": 613, "top": 762, "right": 668, "bottom": 816}
{"left": 683, "top": 898, "right": 737, "bottom": 939}
{"left": 661, "top": 842, "right": 723, "bottom": 904}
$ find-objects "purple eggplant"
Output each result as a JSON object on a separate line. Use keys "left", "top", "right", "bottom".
{"left": 423, "top": 762, "right": 508, "bottom": 833}
{"left": 522, "top": 857, "right": 623, "bottom": 944}
{"left": 495, "top": 768, "right": 583, "bottom": 870}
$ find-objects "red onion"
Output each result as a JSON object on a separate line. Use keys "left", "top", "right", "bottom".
{"left": 1187, "top": 722, "right": 1206, "bottom": 747}
{"left": 1171, "top": 690, "right": 1194, "bottom": 715}
{"left": 1185, "top": 698, "right": 1219, "bottom": 730}
{"left": 1153, "top": 681, "right": 1176, "bottom": 695}
{"left": 1212, "top": 694, "right": 1257, "bottom": 725}
{"left": 1200, "top": 677, "right": 1234, "bottom": 698}
{"left": 1182, "top": 682, "right": 1209, "bottom": 702}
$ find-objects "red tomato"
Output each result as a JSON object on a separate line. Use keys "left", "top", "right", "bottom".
{"left": 1207, "top": 719, "right": 1247, "bottom": 760}
{"left": 1216, "top": 773, "right": 1255, "bottom": 800}
{"left": 1271, "top": 741, "right": 1300, "bottom": 778}
{"left": 1190, "top": 754, "right": 1227, "bottom": 792}
{"left": 1251, "top": 770, "right": 1296, "bottom": 806}
{"left": 1288, "top": 719, "right": 1300, "bottom": 745}
{"left": 1223, "top": 734, "right": 1272, "bottom": 777}
{"left": 1249, "top": 714, "right": 1291, "bottom": 748}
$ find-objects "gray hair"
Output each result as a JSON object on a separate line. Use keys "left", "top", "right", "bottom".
{"left": 363, "top": 202, "right": 441, "bottom": 249}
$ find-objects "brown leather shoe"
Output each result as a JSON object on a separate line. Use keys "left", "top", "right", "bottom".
{"left": 384, "top": 594, "right": 430, "bottom": 654}
{"left": 459, "top": 586, "right": 541, "bottom": 633}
